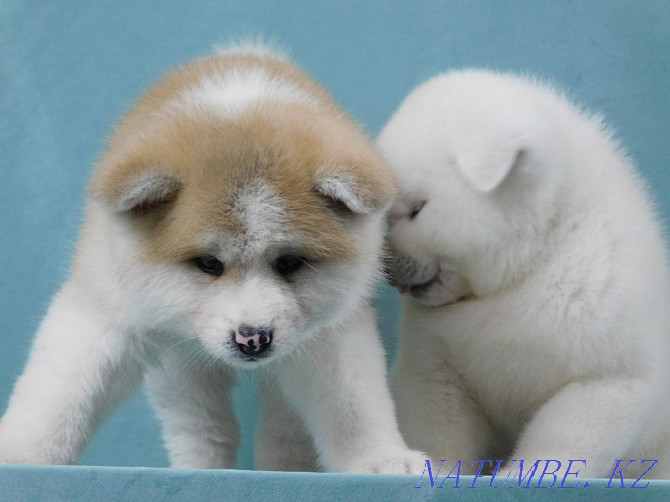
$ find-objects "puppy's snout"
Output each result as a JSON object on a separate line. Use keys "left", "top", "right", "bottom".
{"left": 234, "top": 325, "right": 273, "bottom": 357}
{"left": 384, "top": 253, "right": 414, "bottom": 288}
{"left": 383, "top": 256, "right": 411, "bottom": 293}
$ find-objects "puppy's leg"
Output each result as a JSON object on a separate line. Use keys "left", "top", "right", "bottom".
{"left": 392, "top": 335, "right": 491, "bottom": 474}
{"left": 254, "top": 378, "right": 319, "bottom": 471}
{"left": 275, "top": 305, "right": 427, "bottom": 474}
{"left": 505, "top": 378, "right": 656, "bottom": 479}
{"left": 0, "top": 281, "right": 144, "bottom": 464}
{"left": 145, "top": 344, "right": 239, "bottom": 469}
{"left": 626, "top": 409, "right": 670, "bottom": 479}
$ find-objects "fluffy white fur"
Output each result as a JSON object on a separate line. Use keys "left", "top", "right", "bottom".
{"left": 0, "top": 47, "right": 425, "bottom": 474}
{"left": 379, "top": 69, "right": 670, "bottom": 479}
{"left": 178, "top": 68, "right": 320, "bottom": 116}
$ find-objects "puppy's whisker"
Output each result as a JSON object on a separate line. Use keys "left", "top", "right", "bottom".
{"left": 158, "top": 336, "right": 198, "bottom": 359}
{"left": 282, "top": 314, "right": 330, "bottom": 331}
{"left": 298, "top": 258, "right": 318, "bottom": 273}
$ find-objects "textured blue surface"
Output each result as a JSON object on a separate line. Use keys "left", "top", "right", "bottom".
{"left": 1, "top": 0, "right": 669, "bottom": 499}
{"left": 1, "top": 466, "right": 670, "bottom": 502}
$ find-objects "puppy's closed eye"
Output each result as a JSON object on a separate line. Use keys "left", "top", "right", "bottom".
{"left": 409, "top": 201, "right": 426, "bottom": 220}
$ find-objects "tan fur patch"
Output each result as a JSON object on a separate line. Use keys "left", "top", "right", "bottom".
{"left": 89, "top": 49, "right": 397, "bottom": 265}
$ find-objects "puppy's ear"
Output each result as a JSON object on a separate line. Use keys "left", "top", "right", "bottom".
{"left": 315, "top": 165, "right": 398, "bottom": 215}
{"left": 90, "top": 161, "right": 181, "bottom": 214}
{"left": 457, "top": 148, "right": 524, "bottom": 193}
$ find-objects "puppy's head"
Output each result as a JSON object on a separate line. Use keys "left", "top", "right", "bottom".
{"left": 89, "top": 50, "right": 396, "bottom": 367}
{"left": 378, "top": 70, "right": 567, "bottom": 306}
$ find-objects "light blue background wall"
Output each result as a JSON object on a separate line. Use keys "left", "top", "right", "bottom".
{"left": 1, "top": 0, "right": 669, "bottom": 470}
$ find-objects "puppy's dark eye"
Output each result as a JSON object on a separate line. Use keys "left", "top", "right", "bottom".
{"left": 409, "top": 201, "right": 426, "bottom": 220}
{"left": 194, "top": 255, "right": 225, "bottom": 277}
{"left": 275, "top": 255, "right": 306, "bottom": 276}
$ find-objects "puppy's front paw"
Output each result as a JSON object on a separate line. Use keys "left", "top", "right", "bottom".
{"left": 0, "top": 432, "right": 24, "bottom": 464}
{"left": 0, "top": 429, "right": 57, "bottom": 465}
{"left": 0, "top": 448, "right": 61, "bottom": 466}
{"left": 348, "top": 449, "right": 429, "bottom": 475}
{"left": 0, "top": 454, "right": 23, "bottom": 465}
{"left": 0, "top": 447, "right": 39, "bottom": 465}
{"left": 0, "top": 444, "right": 32, "bottom": 465}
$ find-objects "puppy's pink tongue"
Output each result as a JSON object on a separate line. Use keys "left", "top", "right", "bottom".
{"left": 399, "top": 285, "right": 412, "bottom": 294}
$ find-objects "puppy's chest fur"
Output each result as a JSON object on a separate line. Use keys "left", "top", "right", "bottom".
{"left": 411, "top": 261, "right": 640, "bottom": 430}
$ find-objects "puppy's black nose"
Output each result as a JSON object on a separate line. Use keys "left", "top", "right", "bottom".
{"left": 234, "top": 325, "right": 273, "bottom": 358}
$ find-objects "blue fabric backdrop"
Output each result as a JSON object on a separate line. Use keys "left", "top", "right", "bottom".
{"left": 1, "top": 0, "right": 669, "bottom": 474}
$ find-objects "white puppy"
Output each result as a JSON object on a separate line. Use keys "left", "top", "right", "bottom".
{"left": 0, "top": 45, "right": 425, "bottom": 474}
{"left": 379, "top": 69, "right": 670, "bottom": 479}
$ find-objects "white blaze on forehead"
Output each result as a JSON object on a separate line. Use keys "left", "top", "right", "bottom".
{"left": 235, "top": 183, "right": 288, "bottom": 251}
{"left": 178, "top": 68, "right": 319, "bottom": 116}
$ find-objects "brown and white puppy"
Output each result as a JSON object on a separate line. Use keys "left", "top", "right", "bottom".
{"left": 0, "top": 45, "right": 425, "bottom": 474}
